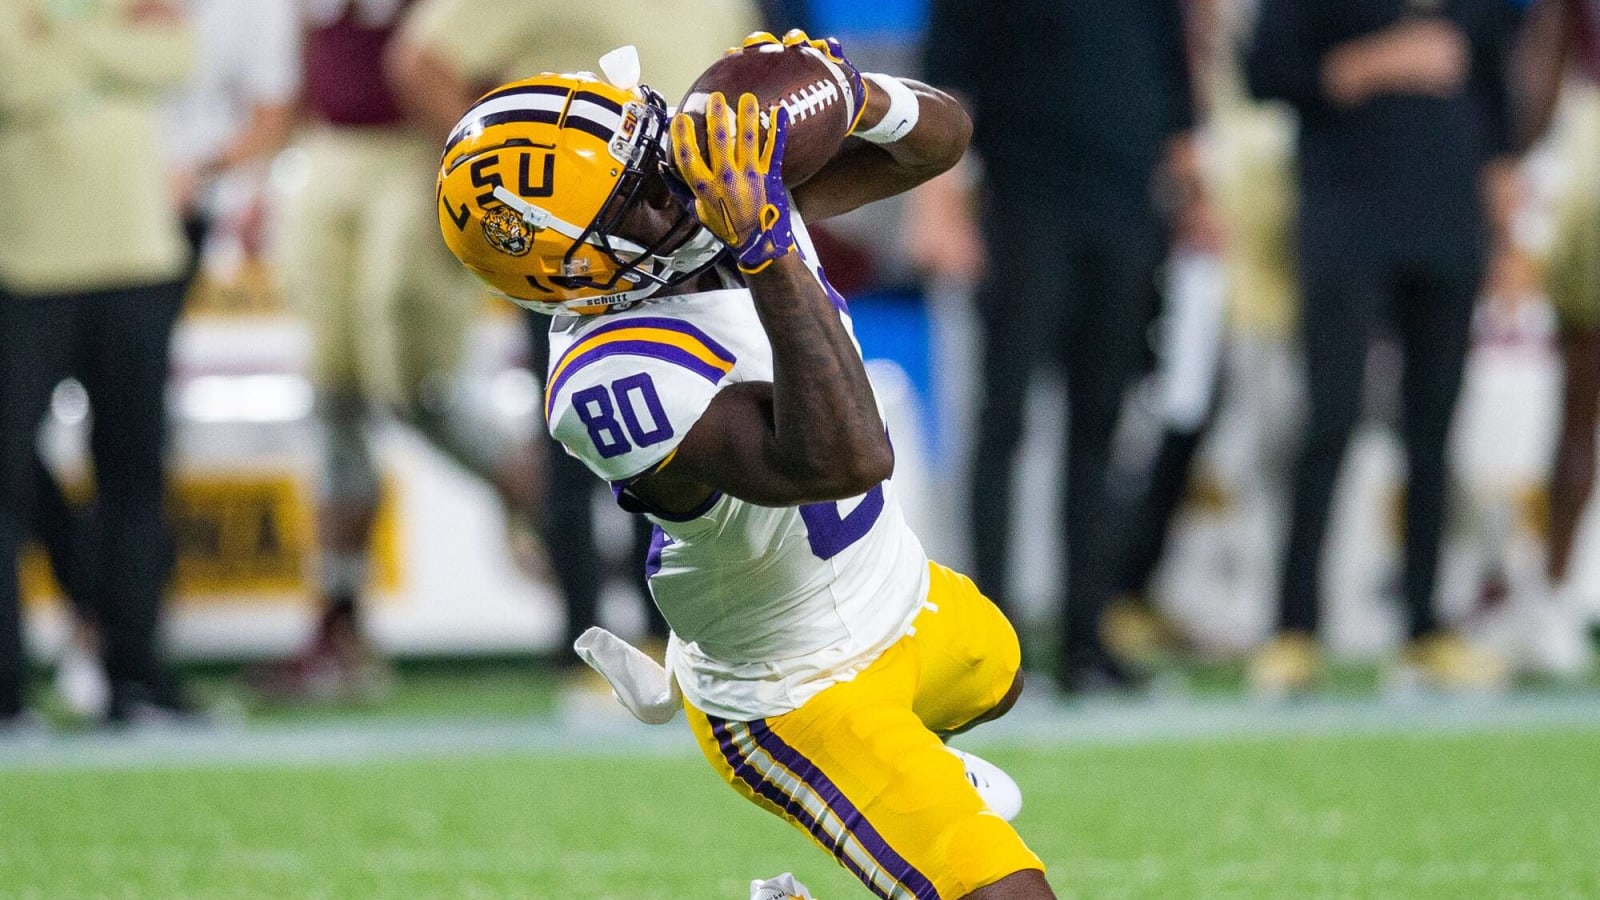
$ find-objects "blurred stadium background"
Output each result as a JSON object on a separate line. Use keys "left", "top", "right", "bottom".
{"left": 4, "top": 0, "right": 1600, "bottom": 896}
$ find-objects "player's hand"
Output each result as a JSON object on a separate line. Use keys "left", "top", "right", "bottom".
{"left": 670, "top": 91, "right": 796, "bottom": 273}
{"left": 736, "top": 29, "right": 869, "bottom": 132}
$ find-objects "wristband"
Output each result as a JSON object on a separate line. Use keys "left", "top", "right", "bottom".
{"left": 853, "top": 73, "right": 920, "bottom": 144}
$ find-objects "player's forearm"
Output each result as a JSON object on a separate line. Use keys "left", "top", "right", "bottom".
{"left": 747, "top": 254, "right": 892, "bottom": 497}
{"left": 793, "top": 78, "right": 971, "bottom": 221}
{"left": 385, "top": 41, "right": 479, "bottom": 140}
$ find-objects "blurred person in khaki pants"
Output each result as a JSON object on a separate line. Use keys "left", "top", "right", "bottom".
{"left": 385, "top": 0, "right": 757, "bottom": 669}
{"left": 253, "top": 0, "right": 546, "bottom": 702}
{"left": 0, "top": 0, "right": 197, "bottom": 728}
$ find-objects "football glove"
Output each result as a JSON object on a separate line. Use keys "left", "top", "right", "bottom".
{"left": 670, "top": 91, "right": 795, "bottom": 274}
{"left": 738, "top": 29, "right": 869, "bottom": 132}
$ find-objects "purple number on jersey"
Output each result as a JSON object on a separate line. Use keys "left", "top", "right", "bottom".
{"left": 614, "top": 373, "right": 674, "bottom": 447}
{"left": 572, "top": 374, "right": 674, "bottom": 459}
{"left": 798, "top": 484, "right": 885, "bottom": 560}
{"left": 572, "top": 385, "right": 631, "bottom": 459}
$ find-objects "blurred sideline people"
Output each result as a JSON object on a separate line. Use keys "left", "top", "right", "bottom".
{"left": 0, "top": 0, "right": 197, "bottom": 728}
{"left": 912, "top": 0, "right": 1199, "bottom": 693}
{"left": 163, "top": 0, "right": 298, "bottom": 275}
{"left": 1103, "top": 0, "right": 1297, "bottom": 669}
{"left": 387, "top": 0, "right": 758, "bottom": 665}
{"left": 1511, "top": 0, "right": 1600, "bottom": 675}
{"left": 1246, "top": 0, "right": 1520, "bottom": 694}
{"left": 256, "top": 0, "right": 544, "bottom": 701}
{"left": 34, "top": 0, "right": 302, "bottom": 721}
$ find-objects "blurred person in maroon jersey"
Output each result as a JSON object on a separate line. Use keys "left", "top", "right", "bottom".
{"left": 1509, "top": 0, "right": 1600, "bottom": 675}
{"left": 0, "top": 0, "right": 197, "bottom": 730}
{"left": 254, "top": 0, "right": 543, "bottom": 701}
{"left": 385, "top": 0, "right": 756, "bottom": 671}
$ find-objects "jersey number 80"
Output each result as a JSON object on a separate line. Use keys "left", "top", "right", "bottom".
{"left": 574, "top": 373, "right": 885, "bottom": 561}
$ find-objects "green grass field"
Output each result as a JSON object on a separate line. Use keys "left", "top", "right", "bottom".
{"left": 4, "top": 667, "right": 1600, "bottom": 898}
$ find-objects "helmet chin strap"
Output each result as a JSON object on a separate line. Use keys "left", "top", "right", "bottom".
{"left": 492, "top": 185, "right": 726, "bottom": 315}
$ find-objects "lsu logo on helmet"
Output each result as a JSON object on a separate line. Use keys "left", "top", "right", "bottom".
{"left": 437, "top": 61, "right": 724, "bottom": 316}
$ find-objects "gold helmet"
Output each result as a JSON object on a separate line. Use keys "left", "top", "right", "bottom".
{"left": 437, "top": 64, "right": 723, "bottom": 316}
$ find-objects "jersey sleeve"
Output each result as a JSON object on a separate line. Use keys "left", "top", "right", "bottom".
{"left": 544, "top": 316, "right": 738, "bottom": 484}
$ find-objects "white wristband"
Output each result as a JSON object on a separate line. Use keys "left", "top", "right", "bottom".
{"left": 853, "top": 73, "right": 919, "bottom": 144}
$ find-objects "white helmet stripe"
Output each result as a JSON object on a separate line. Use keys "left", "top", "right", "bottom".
{"left": 567, "top": 98, "right": 623, "bottom": 134}
{"left": 447, "top": 91, "right": 568, "bottom": 141}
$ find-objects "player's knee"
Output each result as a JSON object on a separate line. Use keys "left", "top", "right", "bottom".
{"left": 940, "top": 811, "right": 1049, "bottom": 899}
{"left": 959, "top": 868, "right": 1055, "bottom": 899}
{"left": 317, "top": 397, "right": 379, "bottom": 507}
{"left": 989, "top": 671, "right": 1024, "bottom": 722}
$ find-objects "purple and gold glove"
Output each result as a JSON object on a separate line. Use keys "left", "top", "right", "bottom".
{"left": 739, "top": 29, "right": 870, "bottom": 132}
{"left": 670, "top": 92, "right": 795, "bottom": 274}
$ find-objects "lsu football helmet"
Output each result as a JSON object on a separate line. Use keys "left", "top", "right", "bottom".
{"left": 437, "top": 57, "right": 724, "bottom": 316}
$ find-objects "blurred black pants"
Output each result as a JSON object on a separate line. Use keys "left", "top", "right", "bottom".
{"left": 1279, "top": 250, "right": 1479, "bottom": 639}
{"left": 966, "top": 191, "right": 1163, "bottom": 672}
{"left": 526, "top": 316, "right": 665, "bottom": 651}
{"left": 0, "top": 280, "right": 185, "bottom": 715}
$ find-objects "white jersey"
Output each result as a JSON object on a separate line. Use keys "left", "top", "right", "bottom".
{"left": 543, "top": 218, "right": 929, "bottom": 721}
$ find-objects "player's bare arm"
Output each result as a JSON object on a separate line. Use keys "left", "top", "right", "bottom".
{"left": 631, "top": 92, "right": 894, "bottom": 513}
{"left": 793, "top": 75, "right": 971, "bottom": 221}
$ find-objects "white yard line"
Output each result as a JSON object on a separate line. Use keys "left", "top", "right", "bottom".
{"left": 3, "top": 692, "right": 1599, "bottom": 773}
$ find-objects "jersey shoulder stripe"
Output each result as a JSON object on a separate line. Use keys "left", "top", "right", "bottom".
{"left": 545, "top": 316, "right": 737, "bottom": 419}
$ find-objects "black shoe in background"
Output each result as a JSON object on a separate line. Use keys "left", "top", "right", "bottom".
{"left": 105, "top": 679, "right": 212, "bottom": 730}
{"left": 1057, "top": 647, "right": 1147, "bottom": 697}
{"left": 0, "top": 708, "right": 50, "bottom": 741}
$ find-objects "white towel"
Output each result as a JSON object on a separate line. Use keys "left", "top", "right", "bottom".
{"left": 572, "top": 627, "right": 681, "bottom": 725}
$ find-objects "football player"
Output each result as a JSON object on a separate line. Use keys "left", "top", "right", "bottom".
{"left": 437, "top": 31, "right": 1054, "bottom": 900}
{"left": 1510, "top": 0, "right": 1600, "bottom": 676}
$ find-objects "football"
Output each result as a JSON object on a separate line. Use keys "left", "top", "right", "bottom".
{"left": 675, "top": 40, "right": 858, "bottom": 186}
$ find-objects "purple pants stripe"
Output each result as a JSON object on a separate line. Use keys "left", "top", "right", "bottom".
{"left": 710, "top": 719, "right": 887, "bottom": 897}
{"left": 711, "top": 718, "right": 942, "bottom": 899}
{"left": 749, "top": 720, "right": 941, "bottom": 899}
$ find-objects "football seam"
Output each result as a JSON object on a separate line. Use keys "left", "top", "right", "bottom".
{"left": 782, "top": 79, "right": 838, "bottom": 123}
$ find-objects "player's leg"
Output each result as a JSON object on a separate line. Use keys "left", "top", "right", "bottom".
{"left": 255, "top": 131, "right": 388, "bottom": 700}
{"left": 1254, "top": 248, "right": 1372, "bottom": 693}
{"left": 75, "top": 279, "right": 189, "bottom": 719}
{"left": 379, "top": 146, "right": 546, "bottom": 570}
{"left": 0, "top": 292, "right": 76, "bottom": 721}
{"left": 1055, "top": 218, "right": 1162, "bottom": 691}
{"left": 31, "top": 450, "right": 108, "bottom": 718}
{"left": 685, "top": 635, "right": 1050, "bottom": 898}
{"left": 1392, "top": 262, "right": 1509, "bottom": 689}
{"left": 909, "top": 562, "right": 1024, "bottom": 738}
{"left": 1550, "top": 327, "right": 1600, "bottom": 584}
{"left": 966, "top": 190, "right": 1073, "bottom": 619}
{"left": 1395, "top": 263, "right": 1477, "bottom": 641}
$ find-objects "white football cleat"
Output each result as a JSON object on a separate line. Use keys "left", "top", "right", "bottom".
{"left": 949, "top": 747, "right": 1023, "bottom": 821}
{"left": 750, "top": 872, "right": 815, "bottom": 899}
